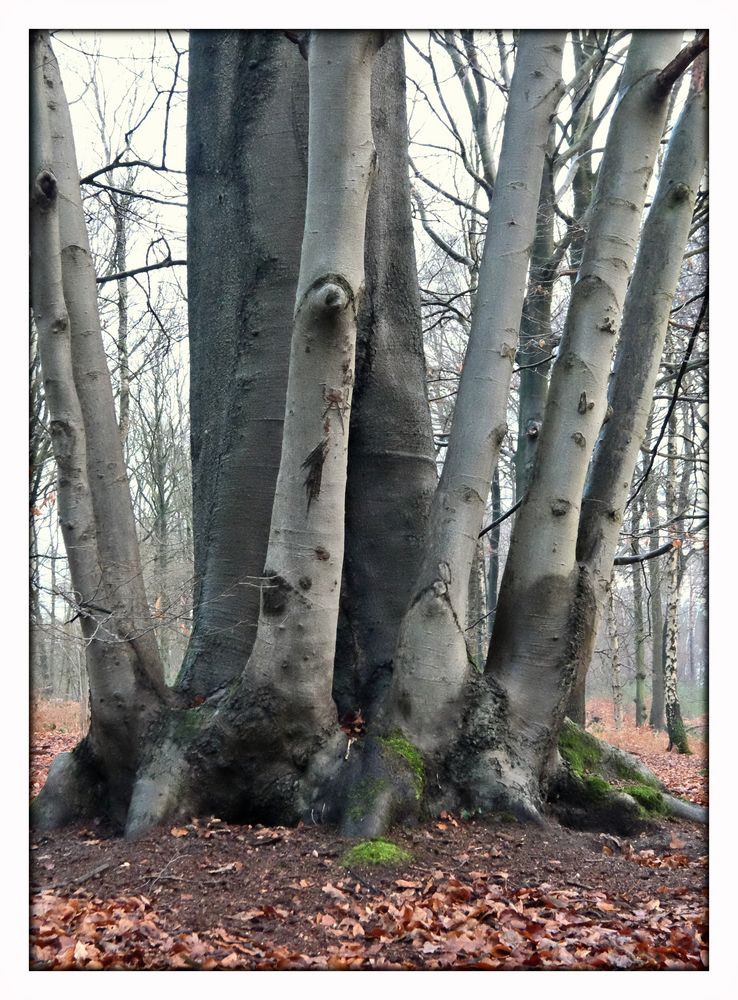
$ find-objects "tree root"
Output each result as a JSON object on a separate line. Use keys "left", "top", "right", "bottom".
{"left": 31, "top": 739, "right": 106, "bottom": 831}
{"left": 551, "top": 719, "right": 707, "bottom": 831}
{"left": 335, "top": 735, "right": 421, "bottom": 839}
{"left": 662, "top": 793, "right": 707, "bottom": 824}
{"left": 125, "top": 739, "right": 196, "bottom": 839}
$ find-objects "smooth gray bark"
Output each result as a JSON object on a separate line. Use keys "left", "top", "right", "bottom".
{"left": 180, "top": 32, "right": 308, "bottom": 697}
{"left": 574, "top": 57, "right": 706, "bottom": 718}
{"left": 487, "top": 33, "right": 683, "bottom": 810}
{"left": 126, "top": 30, "right": 383, "bottom": 836}
{"left": 39, "top": 34, "right": 165, "bottom": 692}
{"left": 515, "top": 142, "right": 556, "bottom": 499}
{"left": 30, "top": 33, "right": 166, "bottom": 827}
{"left": 631, "top": 482, "right": 649, "bottom": 727}
{"left": 648, "top": 513, "right": 667, "bottom": 730}
{"left": 386, "top": 32, "right": 565, "bottom": 756}
{"left": 607, "top": 581, "right": 624, "bottom": 729}
{"left": 335, "top": 33, "right": 437, "bottom": 719}
{"left": 485, "top": 468, "right": 501, "bottom": 635}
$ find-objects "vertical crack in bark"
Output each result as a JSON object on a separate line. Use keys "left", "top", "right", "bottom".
{"left": 301, "top": 438, "right": 329, "bottom": 509}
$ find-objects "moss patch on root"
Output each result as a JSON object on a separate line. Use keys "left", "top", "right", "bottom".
{"left": 341, "top": 839, "right": 412, "bottom": 868}
{"left": 378, "top": 733, "right": 425, "bottom": 799}
{"left": 346, "top": 778, "right": 387, "bottom": 823}
{"left": 553, "top": 720, "right": 667, "bottom": 834}
{"left": 613, "top": 758, "right": 660, "bottom": 789}
{"left": 558, "top": 720, "right": 602, "bottom": 777}
{"left": 621, "top": 784, "right": 668, "bottom": 816}
{"left": 583, "top": 774, "right": 611, "bottom": 802}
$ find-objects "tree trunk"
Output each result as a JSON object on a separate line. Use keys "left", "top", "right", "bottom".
{"left": 334, "top": 33, "right": 437, "bottom": 721}
{"left": 485, "top": 468, "right": 501, "bottom": 637}
{"left": 386, "top": 33, "right": 565, "bottom": 759}
{"left": 664, "top": 544, "right": 689, "bottom": 752}
{"left": 569, "top": 44, "right": 705, "bottom": 727}
{"left": 648, "top": 536, "right": 666, "bottom": 730}
{"left": 124, "top": 30, "right": 383, "bottom": 837}
{"left": 487, "top": 33, "right": 683, "bottom": 809}
{"left": 111, "top": 191, "right": 131, "bottom": 453}
{"left": 30, "top": 32, "right": 167, "bottom": 829}
{"left": 514, "top": 138, "right": 556, "bottom": 500}
{"left": 179, "top": 31, "right": 308, "bottom": 697}
{"left": 576, "top": 52, "right": 706, "bottom": 616}
{"left": 607, "top": 581, "right": 624, "bottom": 730}
{"left": 663, "top": 410, "right": 690, "bottom": 753}
{"left": 631, "top": 496, "right": 648, "bottom": 727}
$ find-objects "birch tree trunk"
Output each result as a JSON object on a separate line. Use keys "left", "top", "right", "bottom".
{"left": 648, "top": 524, "right": 667, "bottom": 730}
{"left": 664, "top": 543, "right": 689, "bottom": 752}
{"left": 631, "top": 492, "right": 649, "bottom": 727}
{"left": 385, "top": 32, "right": 565, "bottom": 755}
{"left": 664, "top": 413, "right": 690, "bottom": 753}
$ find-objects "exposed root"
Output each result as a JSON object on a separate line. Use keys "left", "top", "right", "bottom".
{"left": 662, "top": 793, "right": 707, "bottom": 824}
{"left": 550, "top": 719, "right": 707, "bottom": 831}
{"left": 125, "top": 740, "right": 196, "bottom": 839}
{"left": 451, "top": 747, "right": 545, "bottom": 825}
{"left": 31, "top": 740, "right": 105, "bottom": 831}
{"left": 335, "top": 736, "right": 421, "bottom": 839}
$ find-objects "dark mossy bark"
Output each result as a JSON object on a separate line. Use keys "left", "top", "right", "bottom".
{"left": 181, "top": 31, "right": 308, "bottom": 697}
{"left": 335, "top": 32, "right": 437, "bottom": 719}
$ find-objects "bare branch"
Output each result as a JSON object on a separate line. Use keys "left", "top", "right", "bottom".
{"left": 655, "top": 31, "right": 708, "bottom": 95}
{"left": 96, "top": 257, "right": 186, "bottom": 285}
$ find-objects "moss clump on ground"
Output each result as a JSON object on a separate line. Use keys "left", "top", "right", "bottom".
{"left": 379, "top": 733, "right": 424, "bottom": 799}
{"left": 341, "top": 839, "right": 412, "bottom": 867}
{"left": 621, "top": 784, "right": 668, "bottom": 815}
{"left": 558, "top": 720, "right": 602, "bottom": 777}
{"left": 346, "top": 778, "right": 386, "bottom": 822}
{"left": 495, "top": 811, "right": 518, "bottom": 824}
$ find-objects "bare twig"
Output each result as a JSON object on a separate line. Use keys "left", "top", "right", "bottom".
{"left": 32, "top": 861, "right": 115, "bottom": 893}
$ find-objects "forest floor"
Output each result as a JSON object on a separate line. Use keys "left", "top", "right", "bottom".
{"left": 29, "top": 699, "right": 708, "bottom": 971}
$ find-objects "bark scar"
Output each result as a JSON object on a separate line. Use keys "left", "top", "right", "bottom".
{"left": 301, "top": 438, "right": 329, "bottom": 509}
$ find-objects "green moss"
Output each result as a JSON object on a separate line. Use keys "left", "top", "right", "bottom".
{"left": 341, "top": 839, "right": 412, "bottom": 867}
{"left": 346, "top": 778, "right": 386, "bottom": 822}
{"left": 170, "top": 702, "right": 216, "bottom": 740}
{"left": 495, "top": 811, "right": 518, "bottom": 824}
{"left": 613, "top": 758, "right": 660, "bottom": 788}
{"left": 621, "top": 784, "right": 668, "bottom": 815}
{"left": 583, "top": 774, "right": 611, "bottom": 801}
{"left": 378, "top": 733, "right": 425, "bottom": 799}
{"left": 558, "top": 720, "right": 602, "bottom": 777}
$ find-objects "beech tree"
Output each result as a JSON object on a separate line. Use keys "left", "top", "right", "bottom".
{"left": 31, "top": 28, "right": 707, "bottom": 839}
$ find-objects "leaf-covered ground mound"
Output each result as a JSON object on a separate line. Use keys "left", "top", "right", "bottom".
{"left": 29, "top": 704, "right": 708, "bottom": 971}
